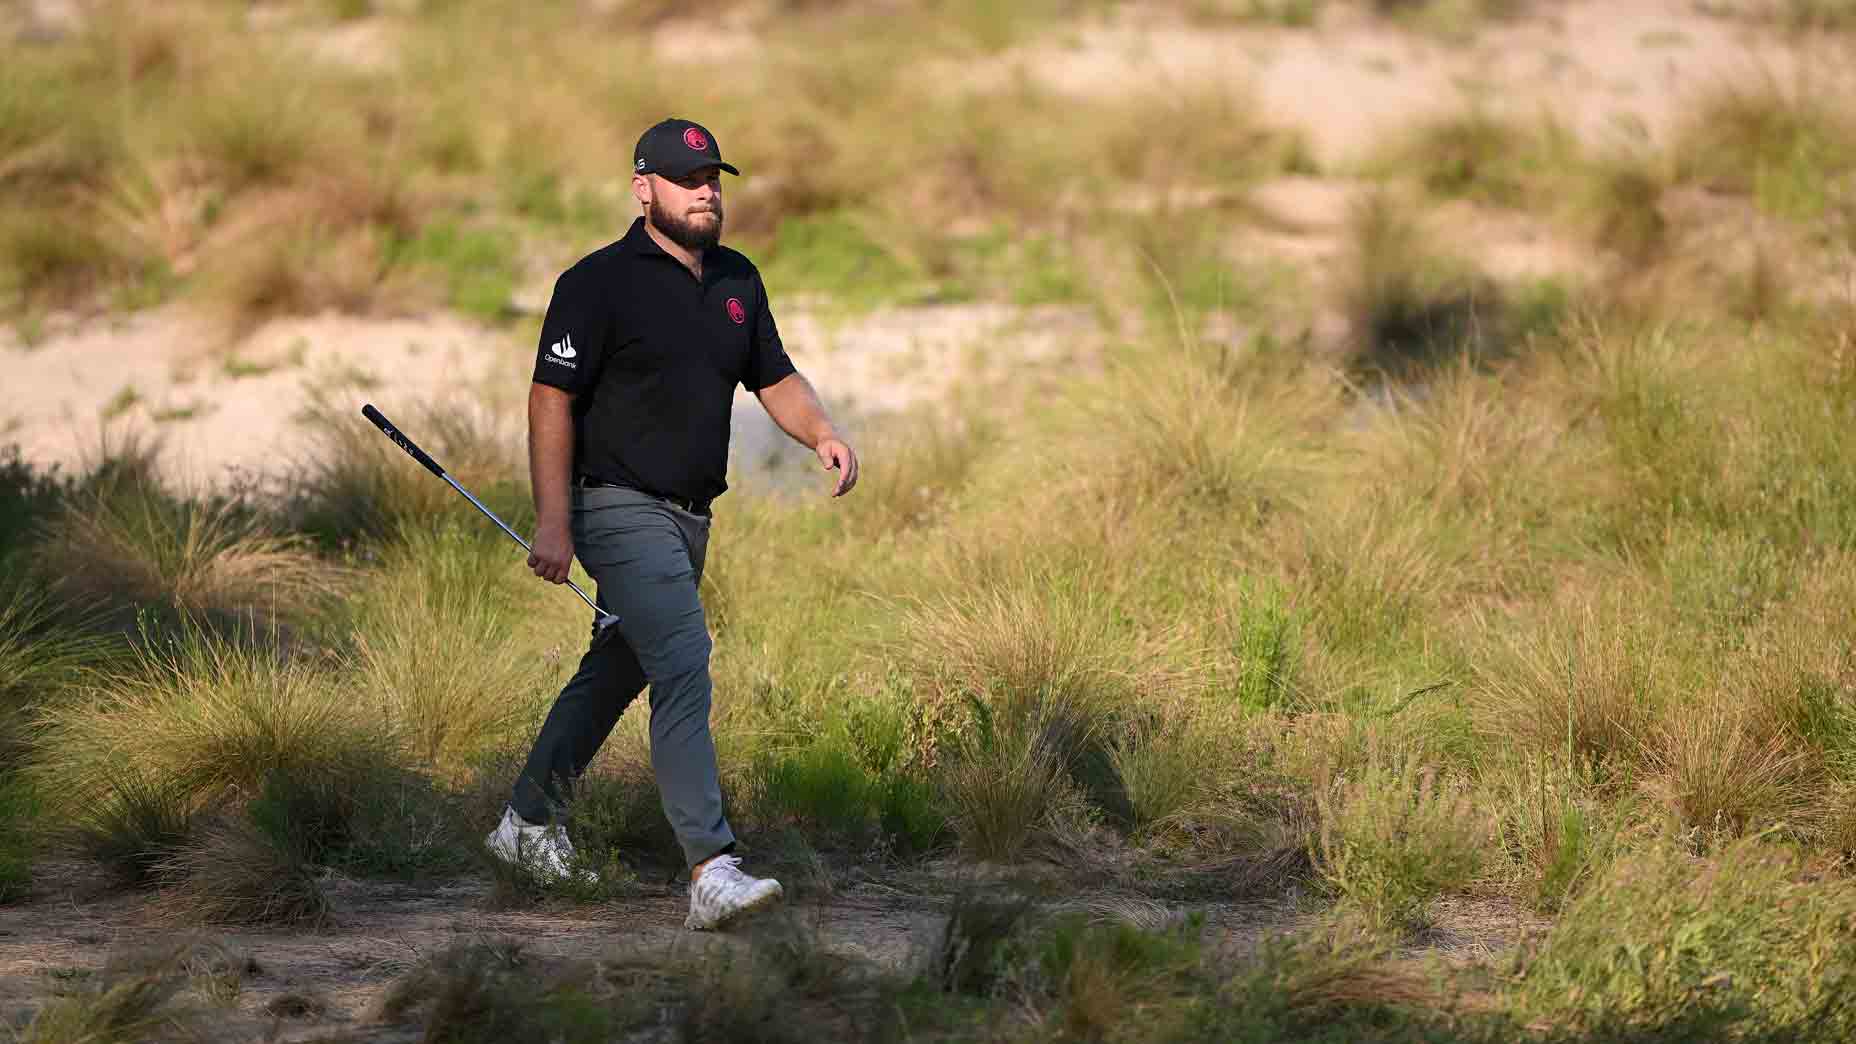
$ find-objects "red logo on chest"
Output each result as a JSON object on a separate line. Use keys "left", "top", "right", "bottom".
{"left": 683, "top": 127, "right": 709, "bottom": 151}
{"left": 726, "top": 297, "right": 746, "bottom": 324}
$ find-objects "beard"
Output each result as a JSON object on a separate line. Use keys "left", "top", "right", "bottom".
{"left": 649, "top": 199, "right": 724, "bottom": 253}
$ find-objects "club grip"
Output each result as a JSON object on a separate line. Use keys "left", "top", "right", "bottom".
{"left": 361, "top": 404, "right": 445, "bottom": 478}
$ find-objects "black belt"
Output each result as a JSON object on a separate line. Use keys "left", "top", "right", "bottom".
{"left": 576, "top": 475, "right": 710, "bottom": 517}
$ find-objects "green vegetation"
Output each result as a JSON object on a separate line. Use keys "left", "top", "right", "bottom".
{"left": 1313, "top": 751, "right": 1489, "bottom": 932}
{"left": 1674, "top": 79, "right": 1856, "bottom": 222}
{"left": 6, "top": 2, "right": 1856, "bottom": 1039}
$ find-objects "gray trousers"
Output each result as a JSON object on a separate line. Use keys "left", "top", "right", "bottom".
{"left": 509, "top": 484, "right": 735, "bottom": 868}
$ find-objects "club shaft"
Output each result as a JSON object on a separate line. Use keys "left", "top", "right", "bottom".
{"left": 441, "top": 473, "right": 604, "bottom": 618}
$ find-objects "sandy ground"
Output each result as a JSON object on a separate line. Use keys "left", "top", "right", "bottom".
{"left": 0, "top": 301, "right": 1092, "bottom": 491}
{"left": 1003, "top": 0, "right": 1855, "bottom": 165}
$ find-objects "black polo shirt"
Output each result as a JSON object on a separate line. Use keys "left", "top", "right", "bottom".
{"left": 531, "top": 218, "right": 796, "bottom": 504}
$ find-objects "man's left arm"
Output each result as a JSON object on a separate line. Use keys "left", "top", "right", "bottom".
{"left": 756, "top": 371, "right": 859, "bottom": 497}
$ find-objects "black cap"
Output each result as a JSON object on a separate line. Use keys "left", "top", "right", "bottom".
{"left": 633, "top": 118, "right": 739, "bottom": 179}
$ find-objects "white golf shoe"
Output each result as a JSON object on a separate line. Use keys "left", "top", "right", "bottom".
{"left": 484, "top": 806, "right": 591, "bottom": 883}
{"left": 684, "top": 854, "right": 783, "bottom": 930}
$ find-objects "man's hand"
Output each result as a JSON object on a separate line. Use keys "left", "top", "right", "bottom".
{"left": 528, "top": 517, "right": 574, "bottom": 583}
{"left": 817, "top": 437, "right": 859, "bottom": 497}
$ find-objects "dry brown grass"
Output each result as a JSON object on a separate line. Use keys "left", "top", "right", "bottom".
{"left": 349, "top": 582, "right": 562, "bottom": 776}
{"left": 13, "top": 936, "right": 248, "bottom": 1044}
{"left": 36, "top": 478, "right": 339, "bottom": 632}
{"left": 1071, "top": 338, "right": 1333, "bottom": 518}
{"left": 1469, "top": 595, "right": 1668, "bottom": 778}
{"left": 285, "top": 392, "right": 526, "bottom": 547}
{"left": 153, "top": 815, "right": 330, "bottom": 929}
{"left": 1645, "top": 705, "right": 1816, "bottom": 841}
{"left": 32, "top": 627, "right": 387, "bottom": 818}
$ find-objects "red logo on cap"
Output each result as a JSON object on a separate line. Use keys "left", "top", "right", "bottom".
{"left": 683, "top": 127, "right": 709, "bottom": 151}
{"left": 726, "top": 298, "right": 746, "bottom": 324}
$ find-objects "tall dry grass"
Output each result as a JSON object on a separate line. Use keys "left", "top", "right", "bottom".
{"left": 39, "top": 490, "right": 337, "bottom": 634}
{"left": 346, "top": 527, "right": 570, "bottom": 776}
{"left": 285, "top": 393, "right": 528, "bottom": 549}
{"left": 30, "top": 626, "right": 388, "bottom": 818}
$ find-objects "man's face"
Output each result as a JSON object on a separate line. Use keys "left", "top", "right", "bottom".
{"left": 638, "top": 167, "right": 725, "bottom": 253}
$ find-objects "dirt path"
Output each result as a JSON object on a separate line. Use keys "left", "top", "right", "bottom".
{"left": 0, "top": 863, "right": 942, "bottom": 1040}
{"left": 0, "top": 857, "right": 1541, "bottom": 1040}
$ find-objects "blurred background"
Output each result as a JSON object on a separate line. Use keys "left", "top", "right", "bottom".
{"left": 5, "top": 0, "right": 1850, "bottom": 488}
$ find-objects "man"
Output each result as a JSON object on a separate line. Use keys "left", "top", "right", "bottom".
{"left": 485, "top": 117, "right": 859, "bottom": 931}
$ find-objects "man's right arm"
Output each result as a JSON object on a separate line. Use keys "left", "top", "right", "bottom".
{"left": 527, "top": 382, "right": 576, "bottom": 584}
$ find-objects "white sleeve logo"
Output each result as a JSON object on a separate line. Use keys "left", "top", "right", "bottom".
{"left": 545, "top": 333, "right": 578, "bottom": 368}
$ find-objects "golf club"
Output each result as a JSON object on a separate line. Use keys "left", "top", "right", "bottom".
{"left": 361, "top": 403, "right": 620, "bottom": 637}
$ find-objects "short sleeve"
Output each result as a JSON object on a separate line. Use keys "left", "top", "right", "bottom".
{"left": 741, "top": 268, "right": 796, "bottom": 392}
{"left": 531, "top": 265, "right": 608, "bottom": 394}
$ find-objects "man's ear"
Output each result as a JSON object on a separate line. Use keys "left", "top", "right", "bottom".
{"left": 631, "top": 173, "right": 653, "bottom": 207}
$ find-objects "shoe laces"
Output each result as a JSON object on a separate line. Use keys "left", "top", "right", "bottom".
{"left": 701, "top": 854, "right": 746, "bottom": 882}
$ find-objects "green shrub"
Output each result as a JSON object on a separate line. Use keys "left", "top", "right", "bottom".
{"left": 1312, "top": 753, "right": 1489, "bottom": 934}
{"left": 247, "top": 762, "right": 476, "bottom": 879}
{"left": 747, "top": 731, "right": 948, "bottom": 855}
{"left": 749, "top": 735, "right": 880, "bottom": 841}
{"left": 1518, "top": 838, "right": 1856, "bottom": 1035}
{"left": 759, "top": 211, "right": 924, "bottom": 309}
{"left": 1217, "top": 579, "right": 1302, "bottom": 711}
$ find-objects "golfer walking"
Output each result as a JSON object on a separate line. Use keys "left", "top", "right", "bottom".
{"left": 486, "top": 118, "right": 859, "bottom": 930}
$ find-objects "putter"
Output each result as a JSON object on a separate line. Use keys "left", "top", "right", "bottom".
{"left": 362, "top": 403, "right": 620, "bottom": 637}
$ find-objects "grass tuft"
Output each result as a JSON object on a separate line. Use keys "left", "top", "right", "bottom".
{"left": 32, "top": 458, "right": 337, "bottom": 636}
{"left": 1674, "top": 77, "right": 1856, "bottom": 222}
{"left": 1470, "top": 597, "right": 1666, "bottom": 779}
{"left": 34, "top": 623, "right": 392, "bottom": 826}
{"left": 154, "top": 813, "right": 330, "bottom": 929}
{"left": 375, "top": 938, "right": 619, "bottom": 1041}
{"left": 1313, "top": 751, "right": 1489, "bottom": 934}
{"left": 285, "top": 393, "right": 527, "bottom": 549}
{"left": 13, "top": 937, "right": 239, "bottom": 1044}
{"left": 69, "top": 771, "right": 196, "bottom": 888}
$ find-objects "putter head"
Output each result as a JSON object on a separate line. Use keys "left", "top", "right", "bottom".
{"left": 590, "top": 612, "right": 622, "bottom": 646}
